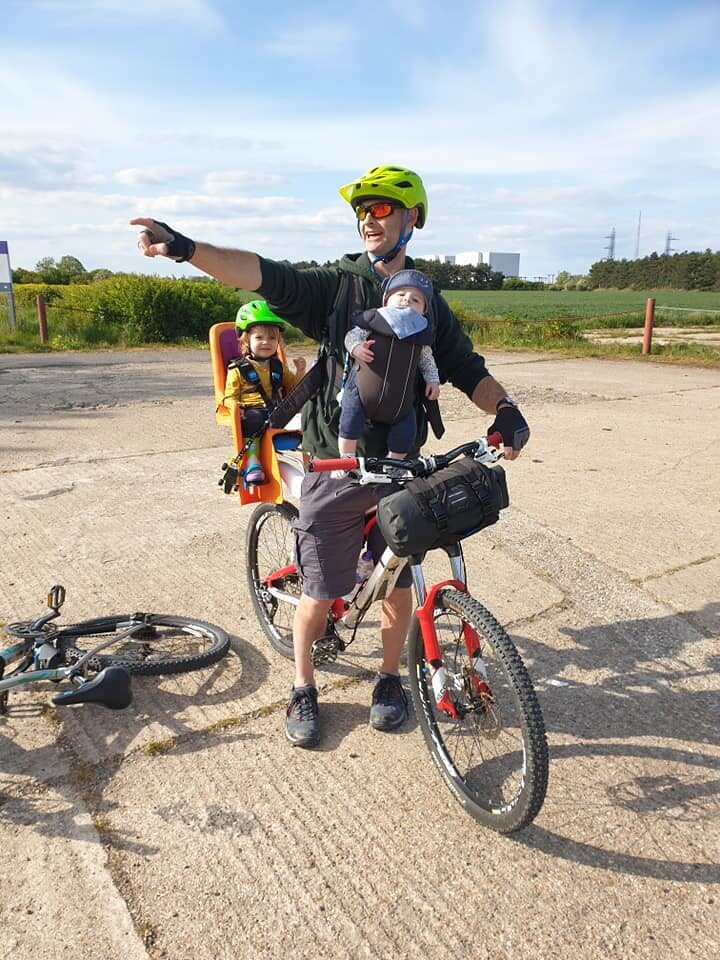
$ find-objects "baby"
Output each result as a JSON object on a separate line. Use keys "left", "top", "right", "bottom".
{"left": 339, "top": 268, "right": 440, "bottom": 464}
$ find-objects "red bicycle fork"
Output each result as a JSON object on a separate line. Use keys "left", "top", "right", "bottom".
{"left": 415, "top": 580, "right": 488, "bottom": 719}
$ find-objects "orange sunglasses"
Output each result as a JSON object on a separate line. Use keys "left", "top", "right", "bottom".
{"left": 354, "top": 201, "right": 399, "bottom": 221}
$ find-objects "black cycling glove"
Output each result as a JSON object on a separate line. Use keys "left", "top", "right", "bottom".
{"left": 488, "top": 405, "right": 530, "bottom": 451}
{"left": 142, "top": 220, "right": 196, "bottom": 263}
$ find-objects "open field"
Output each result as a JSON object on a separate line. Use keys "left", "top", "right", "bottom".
{"left": 2, "top": 288, "right": 720, "bottom": 363}
{"left": 448, "top": 288, "right": 720, "bottom": 322}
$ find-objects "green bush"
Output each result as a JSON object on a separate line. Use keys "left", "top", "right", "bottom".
{"left": 2, "top": 277, "right": 306, "bottom": 349}
{"left": 87, "top": 276, "right": 244, "bottom": 343}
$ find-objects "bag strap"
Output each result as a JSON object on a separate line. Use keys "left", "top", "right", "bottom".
{"left": 404, "top": 476, "right": 450, "bottom": 531}
{"left": 466, "top": 464, "right": 495, "bottom": 513}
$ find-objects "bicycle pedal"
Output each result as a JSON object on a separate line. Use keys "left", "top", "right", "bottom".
{"left": 311, "top": 635, "right": 345, "bottom": 665}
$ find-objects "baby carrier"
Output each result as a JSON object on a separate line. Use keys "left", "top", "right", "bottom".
{"left": 249, "top": 273, "right": 444, "bottom": 439}
{"left": 351, "top": 307, "right": 435, "bottom": 425}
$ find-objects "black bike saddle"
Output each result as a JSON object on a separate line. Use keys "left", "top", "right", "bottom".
{"left": 52, "top": 666, "right": 132, "bottom": 710}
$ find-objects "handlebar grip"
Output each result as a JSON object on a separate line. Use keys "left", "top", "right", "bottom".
{"left": 487, "top": 432, "right": 503, "bottom": 448}
{"left": 309, "top": 457, "right": 359, "bottom": 473}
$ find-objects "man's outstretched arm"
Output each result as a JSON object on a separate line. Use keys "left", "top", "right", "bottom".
{"left": 129, "top": 217, "right": 263, "bottom": 290}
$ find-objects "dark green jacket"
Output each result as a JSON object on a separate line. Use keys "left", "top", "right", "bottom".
{"left": 258, "top": 251, "right": 489, "bottom": 458}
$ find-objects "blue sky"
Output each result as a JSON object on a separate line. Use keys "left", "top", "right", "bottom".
{"left": 1, "top": 0, "right": 718, "bottom": 280}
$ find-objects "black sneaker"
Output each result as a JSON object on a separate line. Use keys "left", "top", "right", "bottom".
{"left": 369, "top": 673, "right": 408, "bottom": 731}
{"left": 285, "top": 684, "right": 320, "bottom": 748}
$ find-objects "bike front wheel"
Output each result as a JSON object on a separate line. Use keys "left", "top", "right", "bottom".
{"left": 407, "top": 587, "right": 548, "bottom": 833}
{"left": 60, "top": 614, "right": 230, "bottom": 676}
{"left": 246, "top": 501, "right": 300, "bottom": 660}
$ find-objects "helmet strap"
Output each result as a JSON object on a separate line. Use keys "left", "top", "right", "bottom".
{"left": 368, "top": 211, "right": 414, "bottom": 275}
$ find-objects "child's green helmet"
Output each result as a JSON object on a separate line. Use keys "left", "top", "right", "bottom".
{"left": 235, "top": 299, "right": 289, "bottom": 332}
{"left": 338, "top": 165, "right": 428, "bottom": 228}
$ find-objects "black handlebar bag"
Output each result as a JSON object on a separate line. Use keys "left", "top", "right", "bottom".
{"left": 376, "top": 458, "right": 509, "bottom": 557}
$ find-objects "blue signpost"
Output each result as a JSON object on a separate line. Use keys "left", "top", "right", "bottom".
{"left": 0, "top": 241, "right": 16, "bottom": 330}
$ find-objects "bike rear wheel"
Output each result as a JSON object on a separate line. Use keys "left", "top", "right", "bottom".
{"left": 59, "top": 614, "right": 229, "bottom": 676}
{"left": 246, "top": 501, "right": 300, "bottom": 660}
{"left": 407, "top": 587, "right": 548, "bottom": 833}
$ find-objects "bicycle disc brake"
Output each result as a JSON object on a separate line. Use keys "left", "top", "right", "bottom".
{"left": 311, "top": 633, "right": 346, "bottom": 666}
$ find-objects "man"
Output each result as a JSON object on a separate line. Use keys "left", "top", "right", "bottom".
{"left": 131, "top": 163, "right": 530, "bottom": 748}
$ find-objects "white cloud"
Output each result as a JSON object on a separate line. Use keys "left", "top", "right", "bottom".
{"left": 114, "top": 166, "right": 193, "bottom": 186}
{"left": 2, "top": 0, "right": 718, "bottom": 278}
{"left": 266, "top": 24, "right": 350, "bottom": 60}
{"left": 203, "top": 170, "right": 286, "bottom": 192}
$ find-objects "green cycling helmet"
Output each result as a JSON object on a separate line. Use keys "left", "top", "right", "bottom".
{"left": 235, "top": 299, "right": 289, "bottom": 333}
{"left": 338, "top": 165, "right": 428, "bottom": 228}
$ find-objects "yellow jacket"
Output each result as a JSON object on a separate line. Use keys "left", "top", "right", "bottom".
{"left": 224, "top": 355, "right": 298, "bottom": 410}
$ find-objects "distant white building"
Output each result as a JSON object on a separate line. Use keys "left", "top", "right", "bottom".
{"left": 423, "top": 254, "right": 456, "bottom": 264}
{"left": 427, "top": 251, "right": 521, "bottom": 277}
{"left": 456, "top": 251, "right": 484, "bottom": 266}
{"left": 486, "top": 252, "right": 521, "bottom": 278}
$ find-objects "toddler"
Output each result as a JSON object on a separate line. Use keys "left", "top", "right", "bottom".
{"left": 225, "top": 299, "right": 306, "bottom": 484}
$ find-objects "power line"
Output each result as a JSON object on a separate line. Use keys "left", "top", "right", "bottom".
{"left": 664, "top": 230, "right": 679, "bottom": 256}
{"left": 604, "top": 227, "right": 616, "bottom": 260}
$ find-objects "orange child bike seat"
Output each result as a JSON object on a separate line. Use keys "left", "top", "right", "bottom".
{"left": 209, "top": 321, "right": 299, "bottom": 506}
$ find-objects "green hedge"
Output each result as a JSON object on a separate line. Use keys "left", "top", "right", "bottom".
{"left": 4, "top": 277, "right": 304, "bottom": 348}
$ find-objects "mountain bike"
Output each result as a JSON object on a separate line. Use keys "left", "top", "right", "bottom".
{"left": 0, "top": 585, "right": 230, "bottom": 713}
{"left": 245, "top": 436, "right": 549, "bottom": 833}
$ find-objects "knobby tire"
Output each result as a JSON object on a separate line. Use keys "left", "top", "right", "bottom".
{"left": 407, "top": 587, "right": 548, "bottom": 833}
{"left": 246, "top": 501, "right": 300, "bottom": 660}
{"left": 59, "top": 614, "right": 229, "bottom": 676}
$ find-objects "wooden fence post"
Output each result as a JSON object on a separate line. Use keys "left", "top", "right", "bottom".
{"left": 36, "top": 294, "right": 48, "bottom": 344}
{"left": 642, "top": 298, "right": 655, "bottom": 355}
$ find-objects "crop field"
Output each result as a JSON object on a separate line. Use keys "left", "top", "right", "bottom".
{"left": 447, "top": 289, "right": 720, "bottom": 323}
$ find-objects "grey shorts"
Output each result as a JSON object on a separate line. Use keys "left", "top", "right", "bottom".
{"left": 293, "top": 472, "right": 413, "bottom": 600}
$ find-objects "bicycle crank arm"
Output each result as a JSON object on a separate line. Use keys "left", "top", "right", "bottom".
{"left": 265, "top": 587, "right": 301, "bottom": 606}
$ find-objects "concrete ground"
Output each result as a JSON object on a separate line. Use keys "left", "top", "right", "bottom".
{"left": 0, "top": 347, "right": 718, "bottom": 960}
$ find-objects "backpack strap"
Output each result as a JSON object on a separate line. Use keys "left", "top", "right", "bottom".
{"left": 319, "top": 271, "right": 368, "bottom": 419}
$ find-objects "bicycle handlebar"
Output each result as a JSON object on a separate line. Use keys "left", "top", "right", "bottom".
{"left": 309, "top": 435, "right": 503, "bottom": 482}
{"left": 311, "top": 457, "right": 361, "bottom": 473}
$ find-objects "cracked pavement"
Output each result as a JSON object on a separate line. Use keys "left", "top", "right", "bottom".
{"left": 1, "top": 347, "right": 719, "bottom": 960}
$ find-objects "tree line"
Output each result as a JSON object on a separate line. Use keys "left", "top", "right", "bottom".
{"left": 284, "top": 258, "right": 505, "bottom": 289}
{"left": 12, "top": 255, "right": 505, "bottom": 290}
{"left": 588, "top": 250, "right": 720, "bottom": 290}
{"left": 12, "top": 248, "right": 720, "bottom": 292}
